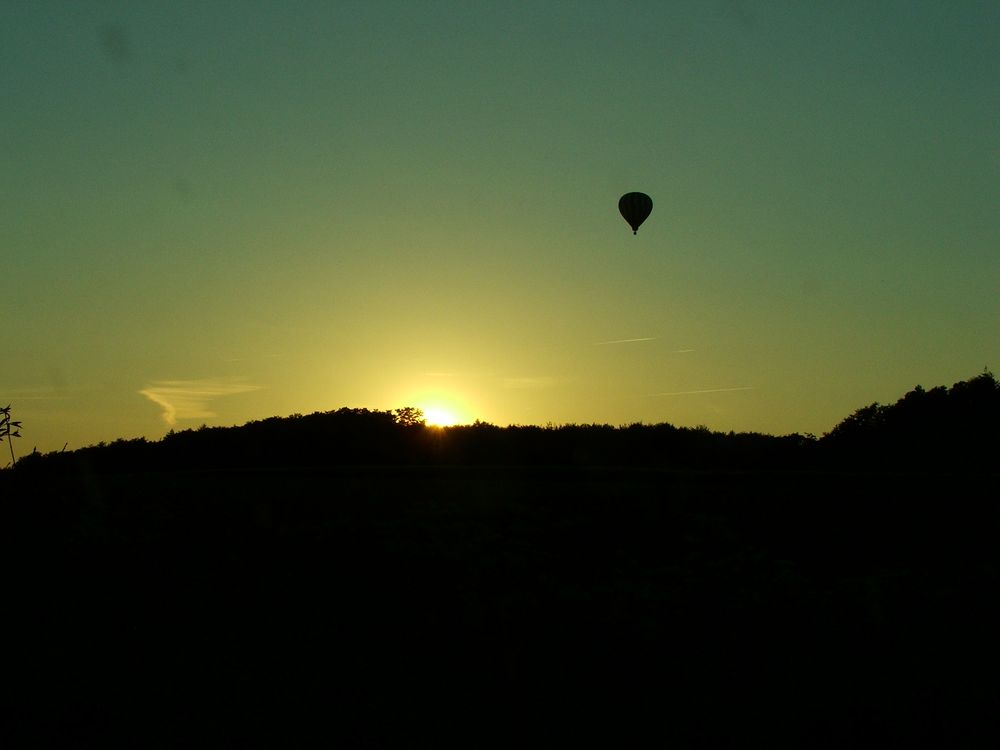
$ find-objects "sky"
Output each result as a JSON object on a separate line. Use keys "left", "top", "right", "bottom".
{"left": 3, "top": 1, "right": 998, "bottom": 455}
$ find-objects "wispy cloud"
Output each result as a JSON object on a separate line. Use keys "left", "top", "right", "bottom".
{"left": 594, "top": 337, "right": 655, "bottom": 346}
{"left": 671, "top": 348, "right": 696, "bottom": 354}
{"left": 503, "top": 376, "right": 560, "bottom": 389}
{"left": 139, "top": 378, "right": 262, "bottom": 425}
{"left": 648, "top": 386, "right": 754, "bottom": 397}
{"left": 0, "top": 386, "right": 73, "bottom": 401}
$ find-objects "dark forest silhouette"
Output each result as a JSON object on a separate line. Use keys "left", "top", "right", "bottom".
{"left": 9, "top": 370, "right": 998, "bottom": 475}
{"left": 4, "top": 371, "right": 999, "bottom": 748}
{"left": 822, "top": 369, "right": 998, "bottom": 469}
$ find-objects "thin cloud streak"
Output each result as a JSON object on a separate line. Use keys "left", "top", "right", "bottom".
{"left": 648, "top": 386, "right": 754, "bottom": 397}
{"left": 503, "top": 376, "right": 560, "bottom": 389}
{"left": 594, "top": 337, "right": 655, "bottom": 345}
{"left": 139, "top": 378, "right": 262, "bottom": 425}
{"left": 221, "top": 353, "right": 284, "bottom": 363}
{"left": 1, "top": 387, "right": 73, "bottom": 401}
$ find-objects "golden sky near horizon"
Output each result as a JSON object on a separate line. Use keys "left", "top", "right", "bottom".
{"left": 3, "top": 1, "right": 998, "bottom": 455}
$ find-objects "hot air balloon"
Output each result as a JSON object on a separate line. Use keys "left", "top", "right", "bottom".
{"left": 619, "top": 192, "right": 653, "bottom": 235}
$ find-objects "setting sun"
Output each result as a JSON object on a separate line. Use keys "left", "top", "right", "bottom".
{"left": 399, "top": 386, "right": 475, "bottom": 427}
{"left": 422, "top": 405, "right": 460, "bottom": 427}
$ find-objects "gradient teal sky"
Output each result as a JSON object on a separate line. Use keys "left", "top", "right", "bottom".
{"left": 4, "top": 1, "right": 998, "bottom": 454}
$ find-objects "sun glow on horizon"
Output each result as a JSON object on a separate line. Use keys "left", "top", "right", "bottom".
{"left": 395, "top": 382, "right": 477, "bottom": 428}
{"left": 422, "top": 405, "right": 461, "bottom": 427}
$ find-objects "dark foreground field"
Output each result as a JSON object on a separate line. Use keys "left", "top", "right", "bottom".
{"left": 5, "top": 466, "right": 999, "bottom": 748}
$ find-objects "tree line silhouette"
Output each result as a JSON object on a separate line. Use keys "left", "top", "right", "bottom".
{"left": 5, "top": 371, "right": 999, "bottom": 748}
{"left": 822, "top": 369, "right": 998, "bottom": 470}
{"left": 10, "top": 370, "right": 997, "bottom": 475}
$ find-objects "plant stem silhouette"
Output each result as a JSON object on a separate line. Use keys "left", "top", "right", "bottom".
{"left": 1, "top": 404, "right": 22, "bottom": 467}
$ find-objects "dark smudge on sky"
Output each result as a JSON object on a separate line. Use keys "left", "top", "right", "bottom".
{"left": 98, "top": 24, "right": 132, "bottom": 65}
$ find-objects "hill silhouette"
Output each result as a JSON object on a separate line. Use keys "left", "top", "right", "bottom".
{"left": 9, "top": 370, "right": 998, "bottom": 476}
{"left": 3, "top": 372, "right": 998, "bottom": 748}
{"left": 823, "top": 370, "right": 999, "bottom": 469}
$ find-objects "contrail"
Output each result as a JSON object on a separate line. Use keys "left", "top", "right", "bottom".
{"left": 648, "top": 386, "right": 753, "bottom": 397}
{"left": 594, "top": 337, "right": 655, "bottom": 345}
{"left": 504, "top": 376, "right": 559, "bottom": 389}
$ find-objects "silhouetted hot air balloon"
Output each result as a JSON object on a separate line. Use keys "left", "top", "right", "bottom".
{"left": 619, "top": 192, "right": 653, "bottom": 235}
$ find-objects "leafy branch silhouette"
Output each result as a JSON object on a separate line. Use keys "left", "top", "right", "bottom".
{"left": 1, "top": 404, "right": 22, "bottom": 468}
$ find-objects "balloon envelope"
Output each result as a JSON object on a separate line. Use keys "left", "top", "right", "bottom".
{"left": 619, "top": 192, "right": 653, "bottom": 234}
